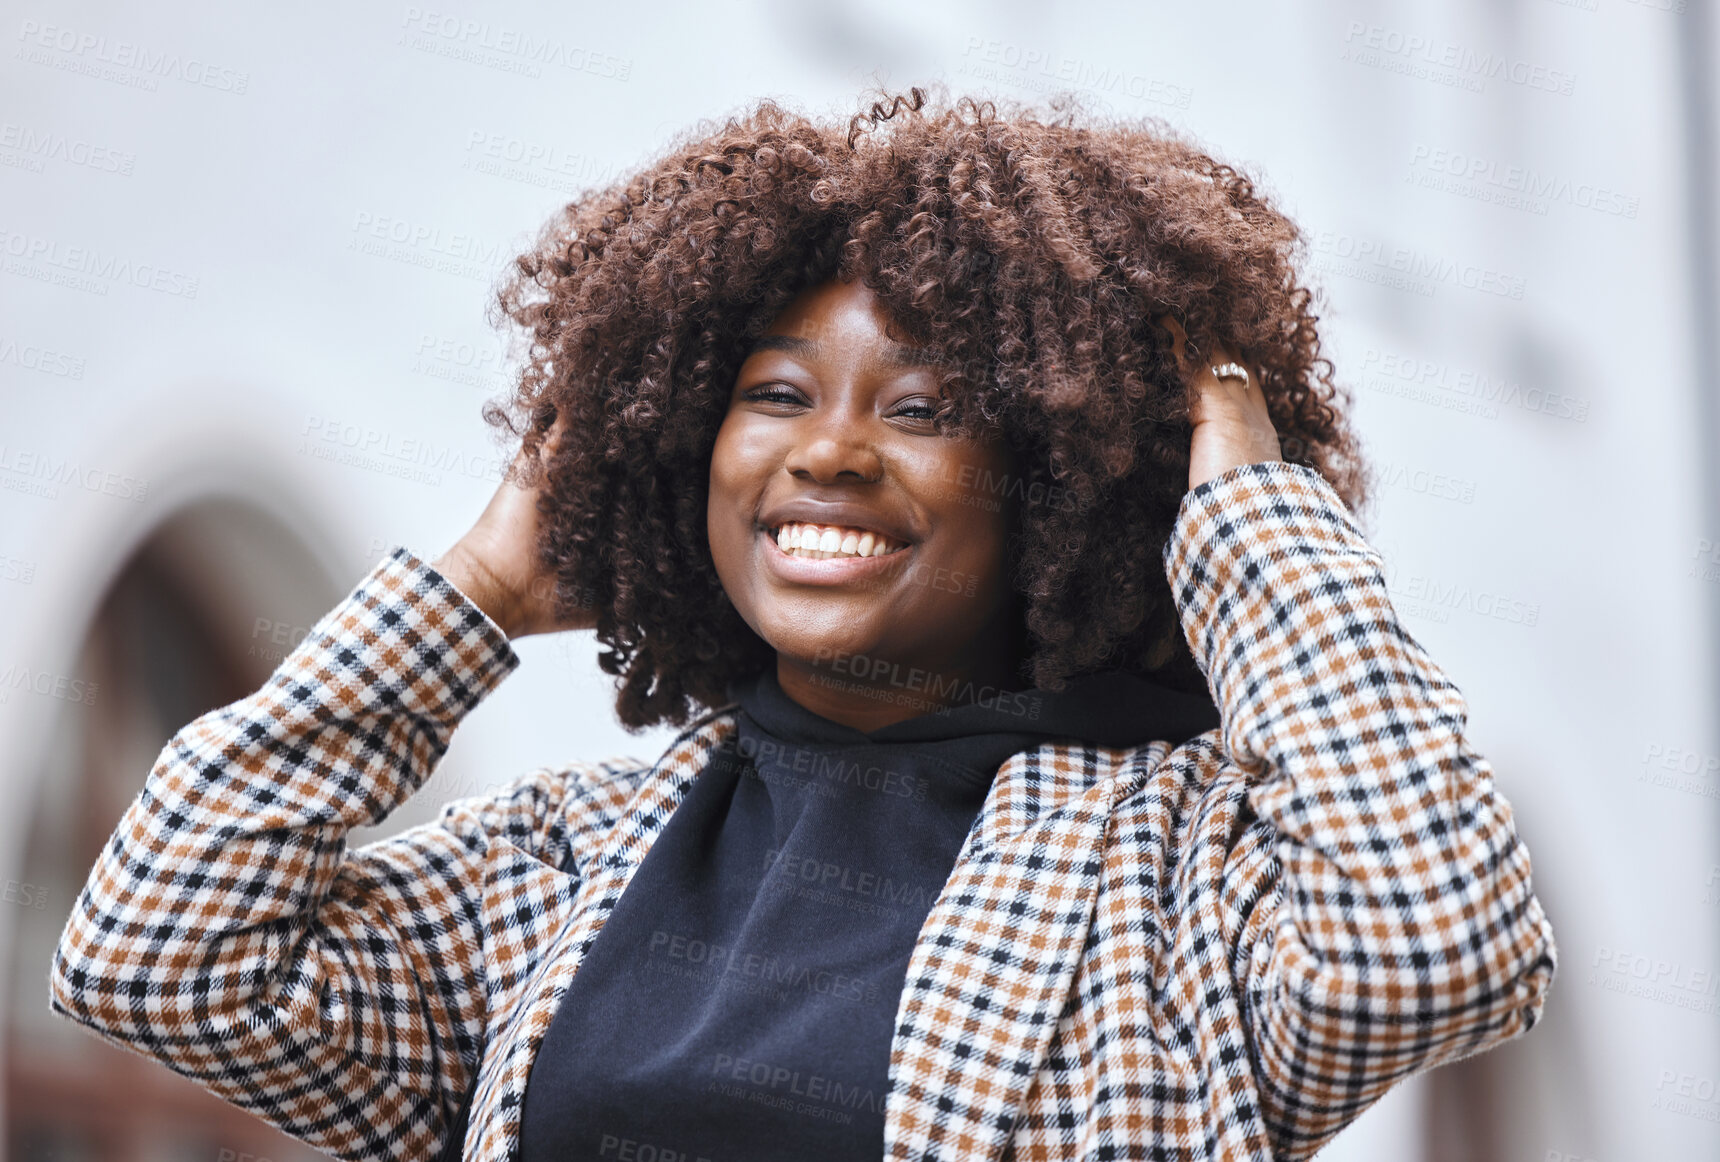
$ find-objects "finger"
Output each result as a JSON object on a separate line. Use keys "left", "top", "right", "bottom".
{"left": 1200, "top": 346, "right": 1259, "bottom": 395}
{"left": 536, "top": 406, "right": 579, "bottom": 470}
{"left": 501, "top": 407, "right": 569, "bottom": 488}
{"left": 1187, "top": 353, "right": 1265, "bottom": 430}
{"left": 1155, "top": 315, "right": 1191, "bottom": 369}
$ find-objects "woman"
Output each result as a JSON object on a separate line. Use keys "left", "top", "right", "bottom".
{"left": 49, "top": 89, "right": 1556, "bottom": 1162}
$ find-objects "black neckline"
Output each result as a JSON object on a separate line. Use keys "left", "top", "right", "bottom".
{"left": 728, "top": 665, "right": 1220, "bottom": 751}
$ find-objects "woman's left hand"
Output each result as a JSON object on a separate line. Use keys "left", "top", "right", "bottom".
{"left": 1158, "top": 316, "right": 1283, "bottom": 492}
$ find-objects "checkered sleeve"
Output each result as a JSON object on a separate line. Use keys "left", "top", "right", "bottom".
{"left": 47, "top": 547, "right": 537, "bottom": 1162}
{"left": 1161, "top": 459, "right": 1557, "bottom": 1159}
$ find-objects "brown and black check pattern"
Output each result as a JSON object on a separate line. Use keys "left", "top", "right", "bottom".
{"left": 50, "top": 460, "right": 1556, "bottom": 1161}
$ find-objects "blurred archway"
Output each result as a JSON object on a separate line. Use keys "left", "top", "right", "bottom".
{"left": 4, "top": 498, "right": 341, "bottom": 1162}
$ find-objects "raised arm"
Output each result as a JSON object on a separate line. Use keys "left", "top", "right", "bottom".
{"left": 1162, "top": 457, "right": 1557, "bottom": 1158}
{"left": 46, "top": 548, "right": 605, "bottom": 1162}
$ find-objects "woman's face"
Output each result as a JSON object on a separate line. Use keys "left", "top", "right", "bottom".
{"left": 707, "top": 277, "right": 1024, "bottom": 727}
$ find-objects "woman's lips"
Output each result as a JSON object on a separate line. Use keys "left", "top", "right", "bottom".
{"left": 759, "top": 527, "right": 910, "bottom": 586}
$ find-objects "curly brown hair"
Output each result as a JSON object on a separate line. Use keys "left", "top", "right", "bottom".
{"left": 485, "top": 85, "right": 1371, "bottom": 731}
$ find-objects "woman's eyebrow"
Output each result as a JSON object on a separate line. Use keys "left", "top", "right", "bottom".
{"left": 747, "top": 333, "right": 938, "bottom": 368}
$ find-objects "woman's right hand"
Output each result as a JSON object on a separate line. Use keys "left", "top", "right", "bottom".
{"left": 431, "top": 415, "right": 597, "bottom": 639}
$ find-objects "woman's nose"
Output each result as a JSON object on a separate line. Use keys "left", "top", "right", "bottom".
{"left": 784, "top": 412, "right": 884, "bottom": 484}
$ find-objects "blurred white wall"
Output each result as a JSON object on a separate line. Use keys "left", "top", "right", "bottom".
{"left": 0, "top": 1, "right": 1714, "bottom": 1159}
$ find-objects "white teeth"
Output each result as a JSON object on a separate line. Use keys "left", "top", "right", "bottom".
{"left": 770, "top": 522, "right": 905, "bottom": 559}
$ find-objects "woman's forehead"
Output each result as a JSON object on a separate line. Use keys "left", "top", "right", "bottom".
{"left": 743, "top": 331, "right": 936, "bottom": 372}
{"left": 746, "top": 277, "right": 943, "bottom": 368}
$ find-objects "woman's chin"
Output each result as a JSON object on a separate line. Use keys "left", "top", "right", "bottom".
{"left": 757, "top": 623, "right": 894, "bottom": 676}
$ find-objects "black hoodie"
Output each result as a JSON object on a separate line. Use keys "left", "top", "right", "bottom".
{"left": 514, "top": 666, "right": 1220, "bottom": 1162}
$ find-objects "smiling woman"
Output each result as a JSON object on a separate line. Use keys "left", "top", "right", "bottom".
{"left": 48, "top": 86, "right": 1555, "bottom": 1162}
{"left": 707, "top": 278, "right": 1026, "bottom": 732}
{"left": 437, "top": 86, "right": 1367, "bottom": 733}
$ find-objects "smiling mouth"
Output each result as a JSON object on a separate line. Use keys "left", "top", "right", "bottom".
{"left": 766, "top": 522, "right": 910, "bottom": 560}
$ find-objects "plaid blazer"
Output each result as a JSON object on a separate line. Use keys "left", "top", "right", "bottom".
{"left": 49, "top": 460, "right": 1556, "bottom": 1161}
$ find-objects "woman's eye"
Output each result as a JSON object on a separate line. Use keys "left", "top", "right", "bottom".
{"left": 740, "top": 387, "right": 937, "bottom": 423}
{"left": 744, "top": 385, "right": 804, "bottom": 405}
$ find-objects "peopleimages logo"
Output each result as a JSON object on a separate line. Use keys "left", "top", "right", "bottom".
{"left": 645, "top": 928, "right": 881, "bottom": 1005}
{"left": 0, "top": 122, "right": 136, "bottom": 175}
{"left": 0, "top": 445, "right": 150, "bottom": 502}
{"left": 0, "top": 228, "right": 199, "bottom": 298}
{"left": 1407, "top": 144, "right": 1639, "bottom": 219}
{"left": 595, "top": 1134, "right": 710, "bottom": 1162}
{"left": 956, "top": 36, "right": 1193, "bottom": 109}
{"left": 0, "top": 336, "right": 85, "bottom": 379}
{"left": 1368, "top": 459, "right": 1477, "bottom": 505}
{"left": 350, "top": 211, "right": 503, "bottom": 265}
{"left": 726, "top": 734, "right": 930, "bottom": 802}
{"left": 298, "top": 415, "right": 506, "bottom": 485}
{"left": 809, "top": 647, "right": 1043, "bottom": 721}
{"left": 1340, "top": 21, "right": 1577, "bottom": 95}
{"left": 0, "top": 663, "right": 98, "bottom": 706}
{"left": 708, "top": 1051, "right": 886, "bottom": 1118}
{"left": 934, "top": 461, "right": 1083, "bottom": 514}
{"left": 1357, "top": 347, "right": 1590, "bottom": 422}
{"left": 1591, "top": 946, "right": 1720, "bottom": 1018}
{"left": 398, "top": 7, "right": 633, "bottom": 81}
{"left": 347, "top": 210, "right": 504, "bottom": 282}
{"left": 763, "top": 849, "right": 936, "bottom": 913}
{"left": 461, "top": 129, "right": 616, "bottom": 188}
{"left": 14, "top": 20, "right": 250, "bottom": 93}
{"left": 1310, "top": 230, "right": 1527, "bottom": 300}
